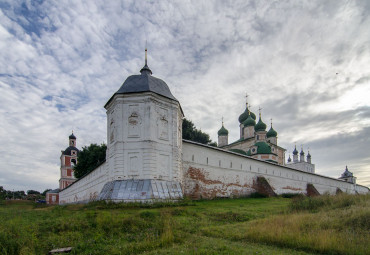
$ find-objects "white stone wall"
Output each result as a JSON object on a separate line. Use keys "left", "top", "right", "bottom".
{"left": 182, "top": 141, "right": 368, "bottom": 198}
{"left": 287, "top": 161, "right": 315, "bottom": 173}
{"left": 105, "top": 92, "right": 183, "bottom": 183}
{"left": 59, "top": 162, "right": 108, "bottom": 204}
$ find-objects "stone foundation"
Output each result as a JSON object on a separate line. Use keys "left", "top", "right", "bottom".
{"left": 99, "top": 179, "right": 183, "bottom": 202}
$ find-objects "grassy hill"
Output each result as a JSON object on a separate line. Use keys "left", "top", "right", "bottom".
{"left": 0, "top": 193, "right": 369, "bottom": 255}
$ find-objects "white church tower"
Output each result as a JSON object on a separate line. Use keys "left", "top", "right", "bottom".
{"left": 99, "top": 48, "right": 184, "bottom": 201}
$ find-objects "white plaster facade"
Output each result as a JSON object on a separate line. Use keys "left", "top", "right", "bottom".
{"left": 104, "top": 92, "right": 183, "bottom": 183}
{"left": 60, "top": 79, "right": 184, "bottom": 203}
{"left": 182, "top": 141, "right": 368, "bottom": 198}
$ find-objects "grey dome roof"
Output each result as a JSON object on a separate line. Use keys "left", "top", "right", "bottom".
{"left": 116, "top": 73, "right": 177, "bottom": 101}
{"left": 63, "top": 146, "right": 79, "bottom": 156}
{"left": 105, "top": 64, "right": 178, "bottom": 107}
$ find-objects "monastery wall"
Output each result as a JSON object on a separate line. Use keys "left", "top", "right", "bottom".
{"left": 59, "top": 162, "right": 108, "bottom": 204}
{"left": 182, "top": 141, "right": 368, "bottom": 199}
{"left": 59, "top": 140, "right": 368, "bottom": 204}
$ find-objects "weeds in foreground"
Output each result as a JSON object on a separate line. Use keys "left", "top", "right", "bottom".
{"left": 203, "top": 194, "right": 370, "bottom": 255}
{"left": 0, "top": 194, "right": 368, "bottom": 254}
{"left": 289, "top": 193, "right": 369, "bottom": 212}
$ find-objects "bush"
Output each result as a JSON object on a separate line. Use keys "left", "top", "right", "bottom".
{"left": 249, "top": 192, "right": 268, "bottom": 198}
{"left": 280, "top": 193, "right": 303, "bottom": 199}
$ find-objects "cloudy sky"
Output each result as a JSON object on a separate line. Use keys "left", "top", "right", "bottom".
{"left": 1, "top": 0, "right": 369, "bottom": 192}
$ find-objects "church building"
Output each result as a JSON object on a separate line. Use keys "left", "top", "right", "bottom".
{"left": 46, "top": 133, "right": 79, "bottom": 204}
{"left": 218, "top": 103, "right": 286, "bottom": 165}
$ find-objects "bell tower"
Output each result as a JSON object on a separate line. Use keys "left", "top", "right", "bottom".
{"left": 59, "top": 132, "right": 79, "bottom": 189}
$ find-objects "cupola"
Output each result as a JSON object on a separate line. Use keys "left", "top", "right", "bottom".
{"left": 218, "top": 118, "right": 229, "bottom": 147}
{"left": 239, "top": 103, "right": 256, "bottom": 123}
{"left": 292, "top": 145, "right": 298, "bottom": 155}
{"left": 266, "top": 124, "right": 277, "bottom": 138}
{"left": 218, "top": 124, "right": 229, "bottom": 136}
{"left": 254, "top": 112, "right": 267, "bottom": 132}
{"left": 243, "top": 112, "right": 256, "bottom": 127}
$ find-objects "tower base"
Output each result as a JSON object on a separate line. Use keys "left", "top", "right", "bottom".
{"left": 98, "top": 179, "right": 183, "bottom": 202}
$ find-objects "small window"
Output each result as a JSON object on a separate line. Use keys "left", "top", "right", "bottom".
{"left": 230, "top": 162, "right": 232, "bottom": 168}
{"left": 219, "top": 160, "right": 221, "bottom": 167}
{"left": 192, "top": 155, "right": 194, "bottom": 161}
{"left": 257, "top": 135, "right": 259, "bottom": 140}
{"left": 206, "top": 157, "right": 208, "bottom": 165}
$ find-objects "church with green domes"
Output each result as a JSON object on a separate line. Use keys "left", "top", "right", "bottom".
{"left": 217, "top": 102, "right": 286, "bottom": 165}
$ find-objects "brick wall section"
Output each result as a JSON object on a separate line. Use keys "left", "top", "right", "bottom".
{"left": 254, "top": 176, "right": 277, "bottom": 197}
{"left": 306, "top": 183, "right": 320, "bottom": 197}
{"left": 336, "top": 187, "right": 343, "bottom": 194}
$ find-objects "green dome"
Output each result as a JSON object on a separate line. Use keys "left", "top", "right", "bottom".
{"left": 243, "top": 114, "right": 256, "bottom": 127}
{"left": 238, "top": 106, "right": 256, "bottom": 123}
{"left": 254, "top": 116, "right": 267, "bottom": 132}
{"left": 266, "top": 126, "right": 277, "bottom": 138}
{"left": 229, "top": 149, "right": 247, "bottom": 155}
{"left": 217, "top": 125, "right": 229, "bottom": 136}
{"left": 253, "top": 142, "right": 272, "bottom": 154}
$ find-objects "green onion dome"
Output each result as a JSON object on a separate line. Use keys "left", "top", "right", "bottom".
{"left": 253, "top": 141, "right": 272, "bottom": 154}
{"left": 217, "top": 125, "right": 229, "bottom": 136}
{"left": 266, "top": 125, "right": 277, "bottom": 138}
{"left": 254, "top": 115, "right": 267, "bottom": 132}
{"left": 243, "top": 113, "right": 256, "bottom": 127}
{"left": 229, "top": 149, "right": 247, "bottom": 155}
{"left": 238, "top": 105, "right": 256, "bottom": 123}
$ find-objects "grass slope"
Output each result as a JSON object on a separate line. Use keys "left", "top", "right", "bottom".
{"left": 0, "top": 194, "right": 368, "bottom": 255}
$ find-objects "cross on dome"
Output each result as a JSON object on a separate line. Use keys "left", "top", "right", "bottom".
{"left": 140, "top": 45, "right": 152, "bottom": 75}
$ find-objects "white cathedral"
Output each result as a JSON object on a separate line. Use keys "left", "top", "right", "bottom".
{"left": 48, "top": 51, "right": 368, "bottom": 204}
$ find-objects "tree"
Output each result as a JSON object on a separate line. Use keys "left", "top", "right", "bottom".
{"left": 74, "top": 143, "right": 107, "bottom": 179}
{"left": 42, "top": 189, "right": 52, "bottom": 196}
{"left": 0, "top": 186, "right": 5, "bottom": 200}
{"left": 182, "top": 118, "right": 217, "bottom": 146}
{"left": 27, "top": 190, "right": 40, "bottom": 195}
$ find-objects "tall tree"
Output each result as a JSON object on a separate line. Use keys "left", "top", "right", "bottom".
{"left": 182, "top": 118, "right": 217, "bottom": 146}
{"left": 74, "top": 143, "right": 107, "bottom": 179}
{"left": 0, "top": 186, "right": 5, "bottom": 200}
{"left": 42, "top": 189, "right": 52, "bottom": 196}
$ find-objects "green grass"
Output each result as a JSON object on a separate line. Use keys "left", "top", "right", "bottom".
{"left": 0, "top": 194, "right": 368, "bottom": 255}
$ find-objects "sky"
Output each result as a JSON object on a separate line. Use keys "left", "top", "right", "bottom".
{"left": 0, "top": 0, "right": 369, "bottom": 192}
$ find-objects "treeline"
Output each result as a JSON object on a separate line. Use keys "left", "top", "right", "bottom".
{"left": 0, "top": 186, "right": 51, "bottom": 200}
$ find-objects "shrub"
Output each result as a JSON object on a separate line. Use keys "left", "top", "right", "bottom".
{"left": 249, "top": 192, "right": 268, "bottom": 198}
{"left": 280, "top": 193, "right": 303, "bottom": 198}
